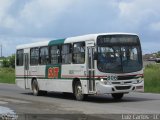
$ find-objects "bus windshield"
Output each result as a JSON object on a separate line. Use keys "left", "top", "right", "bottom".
{"left": 97, "top": 35, "right": 142, "bottom": 73}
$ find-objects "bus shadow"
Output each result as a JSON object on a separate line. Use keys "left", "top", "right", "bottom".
{"left": 22, "top": 92, "right": 158, "bottom": 103}
{"left": 84, "top": 95, "right": 155, "bottom": 103}
{"left": 23, "top": 92, "right": 76, "bottom": 100}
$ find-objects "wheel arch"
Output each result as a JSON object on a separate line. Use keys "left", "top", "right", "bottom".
{"left": 72, "top": 78, "right": 81, "bottom": 94}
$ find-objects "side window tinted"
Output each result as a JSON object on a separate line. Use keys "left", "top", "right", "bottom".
{"left": 30, "top": 47, "right": 39, "bottom": 65}
{"left": 50, "top": 46, "right": 61, "bottom": 64}
{"left": 16, "top": 49, "right": 24, "bottom": 66}
{"left": 62, "top": 44, "right": 72, "bottom": 64}
{"left": 39, "top": 47, "right": 49, "bottom": 65}
{"left": 73, "top": 42, "right": 85, "bottom": 64}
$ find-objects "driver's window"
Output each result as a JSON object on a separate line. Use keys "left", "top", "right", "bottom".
{"left": 130, "top": 48, "right": 138, "bottom": 60}
{"left": 122, "top": 47, "right": 138, "bottom": 61}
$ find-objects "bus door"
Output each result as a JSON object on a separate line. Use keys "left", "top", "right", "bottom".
{"left": 86, "top": 41, "right": 95, "bottom": 93}
{"left": 24, "top": 53, "right": 29, "bottom": 89}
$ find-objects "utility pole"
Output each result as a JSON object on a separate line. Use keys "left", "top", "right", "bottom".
{"left": 0, "top": 44, "right": 2, "bottom": 58}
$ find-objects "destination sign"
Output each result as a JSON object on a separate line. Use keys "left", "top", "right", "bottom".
{"left": 97, "top": 35, "right": 140, "bottom": 46}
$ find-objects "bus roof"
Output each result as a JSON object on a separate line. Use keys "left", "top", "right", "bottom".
{"left": 65, "top": 32, "right": 137, "bottom": 43}
{"left": 16, "top": 33, "right": 138, "bottom": 49}
{"left": 16, "top": 41, "right": 50, "bottom": 49}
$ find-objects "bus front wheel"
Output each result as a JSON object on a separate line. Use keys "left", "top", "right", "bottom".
{"left": 74, "top": 81, "right": 85, "bottom": 101}
{"left": 112, "top": 93, "right": 124, "bottom": 100}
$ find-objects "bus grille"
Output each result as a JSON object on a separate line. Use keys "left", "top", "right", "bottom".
{"left": 115, "top": 86, "right": 131, "bottom": 90}
{"left": 117, "top": 75, "right": 143, "bottom": 80}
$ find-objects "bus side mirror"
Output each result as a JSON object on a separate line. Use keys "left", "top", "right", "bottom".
{"left": 94, "top": 52, "right": 98, "bottom": 60}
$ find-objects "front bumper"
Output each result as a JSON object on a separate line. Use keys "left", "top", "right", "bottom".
{"left": 95, "top": 80, "right": 144, "bottom": 94}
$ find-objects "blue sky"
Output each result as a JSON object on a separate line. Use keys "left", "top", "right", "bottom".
{"left": 0, "top": 0, "right": 160, "bottom": 56}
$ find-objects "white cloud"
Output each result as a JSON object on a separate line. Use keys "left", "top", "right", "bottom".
{"left": 118, "top": 0, "right": 160, "bottom": 28}
{"left": 0, "top": 0, "right": 18, "bottom": 31}
{"left": 0, "top": 0, "right": 22, "bottom": 32}
{"left": 0, "top": 0, "right": 14, "bottom": 21}
{"left": 19, "top": 0, "right": 75, "bottom": 28}
{"left": 0, "top": 0, "right": 75, "bottom": 36}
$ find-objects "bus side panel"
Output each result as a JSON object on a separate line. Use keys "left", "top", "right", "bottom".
{"left": 16, "top": 79, "right": 25, "bottom": 89}
{"left": 61, "top": 64, "right": 89, "bottom": 94}
{"left": 36, "top": 65, "right": 73, "bottom": 92}
{"left": 80, "top": 80, "right": 88, "bottom": 94}
{"left": 16, "top": 66, "right": 25, "bottom": 89}
{"left": 38, "top": 79, "right": 73, "bottom": 92}
{"left": 37, "top": 79, "right": 88, "bottom": 94}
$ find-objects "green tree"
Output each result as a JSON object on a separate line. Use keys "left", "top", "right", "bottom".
{"left": 9, "top": 54, "right": 15, "bottom": 68}
{"left": 2, "top": 58, "right": 10, "bottom": 67}
{"left": 2, "top": 54, "right": 15, "bottom": 68}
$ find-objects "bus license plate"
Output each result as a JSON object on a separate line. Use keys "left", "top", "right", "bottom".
{"left": 107, "top": 75, "right": 118, "bottom": 81}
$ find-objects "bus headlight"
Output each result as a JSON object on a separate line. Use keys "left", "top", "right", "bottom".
{"left": 100, "top": 78, "right": 104, "bottom": 82}
{"left": 99, "top": 78, "right": 109, "bottom": 85}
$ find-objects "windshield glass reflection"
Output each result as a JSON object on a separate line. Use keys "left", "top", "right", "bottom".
{"left": 97, "top": 46, "right": 142, "bottom": 73}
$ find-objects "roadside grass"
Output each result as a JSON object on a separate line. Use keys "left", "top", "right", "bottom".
{"left": 0, "top": 67, "right": 15, "bottom": 84}
{"left": 144, "top": 64, "right": 160, "bottom": 93}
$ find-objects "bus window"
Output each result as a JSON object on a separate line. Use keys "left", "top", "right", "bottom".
{"left": 16, "top": 49, "right": 24, "bottom": 66}
{"left": 39, "top": 47, "right": 49, "bottom": 65}
{"left": 50, "top": 45, "right": 61, "bottom": 64}
{"left": 73, "top": 42, "right": 85, "bottom": 64}
{"left": 30, "top": 47, "right": 39, "bottom": 65}
{"left": 62, "top": 44, "right": 72, "bottom": 64}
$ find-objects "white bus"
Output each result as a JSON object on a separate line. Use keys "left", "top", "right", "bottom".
{"left": 16, "top": 33, "right": 144, "bottom": 100}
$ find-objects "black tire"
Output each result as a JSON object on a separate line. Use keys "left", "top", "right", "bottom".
{"left": 112, "top": 93, "right": 124, "bottom": 100}
{"left": 74, "top": 81, "right": 85, "bottom": 101}
{"left": 41, "top": 90, "right": 48, "bottom": 96}
{"left": 32, "top": 80, "right": 40, "bottom": 96}
{"left": 63, "top": 92, "right": 72, "bottom": 96}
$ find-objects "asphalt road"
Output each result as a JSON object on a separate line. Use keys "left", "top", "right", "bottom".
{"left": 0, "top": 83, "right": 160, "bottom": 120}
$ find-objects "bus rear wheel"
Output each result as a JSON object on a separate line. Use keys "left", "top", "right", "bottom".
{"left": 32, "top": 80, "right": 40, "bottom": 96}
{"left": 112, "top": 93, "right": 124, "bottom": 100}
{"left": 74, "top": 81, "right": 85, "bottom": 101}
{"left": 32, "top": 80, "right": 47, "bottom": 96}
